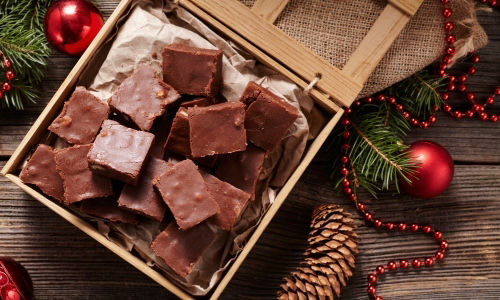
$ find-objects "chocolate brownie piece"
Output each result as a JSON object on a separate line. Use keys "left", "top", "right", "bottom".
{"left": 109, "top": 64, "right": 180, "bottom": 131}
{"left": 48, "top": 87, "right": 109, "bottom": 144}
{"left": 164, "top": 108, "right": 190, "bottom": 157}
{"left": 19, "top": 144, "right": 65, "bottom": 202}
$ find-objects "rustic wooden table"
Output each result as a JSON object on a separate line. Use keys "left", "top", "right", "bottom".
{"left": 0, "top": 2, "right": 499, "bottom": 299}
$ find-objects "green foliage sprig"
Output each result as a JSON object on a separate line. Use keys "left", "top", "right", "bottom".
{"left": 328, "top": 68, "right": 447, "bottom": 198}
{"left": 0, "top": 0, "right": 54, "bottom": 109}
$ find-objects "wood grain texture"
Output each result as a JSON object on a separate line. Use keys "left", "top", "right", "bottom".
{"left": 388, "top": 0, "right": 424, "bottom": 16}
{"left": 0, "top": 1, "right": 498, "bottom": 300}
{"left": 251, "top": 0, "right": 290, "bottom": 23}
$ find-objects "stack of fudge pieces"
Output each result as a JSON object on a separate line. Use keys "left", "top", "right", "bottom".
{"left": 19, "top": 43, "right": 299, "bottom": 278}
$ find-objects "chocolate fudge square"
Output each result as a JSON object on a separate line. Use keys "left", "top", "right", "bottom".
{"left": 188, "top": 102, "right": 247, "bottom": 158}
{"left": 153, "top": 159, "right": 219, "bottom": 230}
{"left": 151, "top": 222, "right": 216, "bottom": 277}
{"left": 49, "top": 86, "right": 109, "bottom": 144}
{"left": 20, "top": 144, "right": 65, "bottom": 202}
{"left": 87, "top": 120, "right": 155, "bottom": 185}
{"left": 109, "top": 64, "right": 180, "bottom": 131}
{"left": 118, "top": 158, "right": 172, "bottom": 222}
{"left": 164, "top": 108, "right": 190, "bottom": 157}
{"left": 240, "top": 81, "right": 299, "bottom": 151}
{"left": 201, "top": 172, "right": 251, "bottom": 231}
{"left": 80, "top": 198, "right": 138, "bottom": 224}
{"left": 162, "top": 44, "right": 223, "bottom": 96}
{"left": 215, "top": 143, "right": 266, "bottom": 200}
{"left": 54, "top": 144, "right": 113, "bottom": 204}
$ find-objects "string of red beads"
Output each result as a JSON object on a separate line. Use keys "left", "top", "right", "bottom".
{"left": 340, "top": 1, "right": 498, "bottom": 299}
{"left": 0, "top": 50, "right": 15, "bottom": 100}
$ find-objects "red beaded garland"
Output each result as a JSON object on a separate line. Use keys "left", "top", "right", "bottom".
{"left": 340, "top": 1, "right": 500, "bottom": 298}
{"left": 0, "top": 52, "right": 15, "bottom": 100}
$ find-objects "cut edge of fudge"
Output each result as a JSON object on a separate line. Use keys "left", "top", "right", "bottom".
{"left": 80, "top": 198, "right": 139, "bottom": 224}
{"left": 48, "top": 86, "right": 110, "bottom": 145}
{"left": 164, "top": 108, "right": 191, "bottom": 157}
{"left": 87, "top": 120, "right": 155, "bottom": 185}
{"left": 19, "top": 144, "right": 65, "bottom": 203}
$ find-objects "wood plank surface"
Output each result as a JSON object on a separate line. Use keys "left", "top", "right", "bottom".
{"left": 0, "top": 1, "right": 498, "bottom": 299}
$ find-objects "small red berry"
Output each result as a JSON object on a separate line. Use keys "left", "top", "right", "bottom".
{"left": 465, "top": 110, "right": 475, "bottom": 118}
{"left": 458, "top": 74, "right": 467, "bottom": 82}
{"left": 367, "top": 285, "right": 377, "bottom": 296}
{"left": 375, "top": 296, "right": 383, "bottom": 300}
{"left": 5, "top": 70, "right": 15, "bottom": 80}
{"left": 479, "top": 112, "right": 488, "bottom": 120}
{"left": 387, "top": 96, "right": 396, "bottom": 104}
{"left": 412, "top": 258, "right": 422, "bottom": 268}
{"left": 342, "top": 178, "right": 350, "bottom": 187}
{"left": 440, "top": 240, "right": 449, "bottom": 250}
{"left": 357, "top": 202, "right": 366, "bottom": 212}
{"left": 447, "top": 83, "right": 455, "bottom": 91}
{"left": 486, "top": 96, "right": 494, "bottom": 105}
{"left": 443, "top": 104, "right": 452, "bottom": 112}
{"left": 2, "top": 82, "right": 11, "bottom": 92}
{"left": 340, "top": 167, "right": 349, "bottom": 176}
{"left": 423, "top": 225, "right": 432, "bottom": 233}
{"left": 490, "top": 115, "right": 499, "bottom": 123}
{"left": 341, "top": 118, "right": 350, "bottom": 127}
{"left": 429, "top": 115, "right": 437, "bottom": 123}
{"left": 445, "top": 46, "right": 455, "bottom": 56}
{"left": 399, "top": 260, "right": 409, "bottom": 269}
{"left": 472, "top": 55, "right": 480, "bottom": 63}
{"left": 368, "top": 274, "right": 377, "bottom": 284}
{"left": 435, "top": 251, "right": 445, "bottom": 260}
{"left": 434, "top": 231, "right": 443, "bottom": 240}
{"left": 387, "top": 261, "right": 397, "bottom": 271}
{"left": 466, "top": 92, "right": 475, "bottom": 102}
{"left": 342, "top": 131, "right": 351, "bottom": 139}
{"left": 373, "top": 219, "right": 383, "bottom": 228}
{"left": 342, "top": 143, "right": 350, "bottom": 151}
{"left": 376, "top": 265, "right": 385, "bottom": 275}
{"left": 444, "top": 21, "right": 454, "bottom": 32}
{"left": 385, "top": 222, "right": 395, "bottom": 230}
{"left": 495, "top": 87, "right": 500, "bottom": 95}
{"left": 452, "top": 110, "right": 462, "bottom": 119}
{"left": 441, "top": 92, "right": 449, "bottom": 101}
{"left": 398, "top": 223, "right": 407, "bottom": 231}
{"left": 424, "top": 257, "right": 435, "bottom": 267}
{"left": 340, "top": 156, "right": 349, "bottom": 164}
{"left": 446, "top": 34, "right": 456, "bottom": 44}
{"left": 410, "top": 224, "right": 419, "bottom": 232}
{"left": 468, "top": 66, "right": 476, "bottom": 75}
{"left": 343, "top": 187, "right": 352, "bottom": 195}
{"left": 364, "top": 97, "right": 373, "bottom": 103}
{"left": 443, "top": 7, "right": 452, "bottom": 18}
{"left": 365, "top": 212, "right": 373, "bottom": 222}
{"left": 458, "top": 84, "right": 467, "bottom": 92}
{"left": 377, "top": 94, "right": 385, "bottom": 102}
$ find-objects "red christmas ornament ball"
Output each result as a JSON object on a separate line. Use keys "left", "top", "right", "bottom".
{"left": 0, "top": 257, "right": 33, "bottom": 300}
{"left": 44, "top": 0, "right": 104, "bottom": 56}
{"left": 400, "top": 140, "right": 454, "bottom": 199}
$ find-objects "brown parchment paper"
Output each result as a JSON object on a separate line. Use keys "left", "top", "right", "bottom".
{"left": 76, "top": 0, "right": 317, "bottom": 295}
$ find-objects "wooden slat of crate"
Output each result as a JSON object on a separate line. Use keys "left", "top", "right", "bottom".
{"left": 185, "top": 0, "right": 364, "bottom": 107}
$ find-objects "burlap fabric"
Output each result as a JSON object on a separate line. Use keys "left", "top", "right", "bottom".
{"left": 240, "top": 0, "right": 488, "bottom": 98}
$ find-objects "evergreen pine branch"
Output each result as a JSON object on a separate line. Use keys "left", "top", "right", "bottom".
{"left": 329, "top": 68, "right": 444, "bottom": 198}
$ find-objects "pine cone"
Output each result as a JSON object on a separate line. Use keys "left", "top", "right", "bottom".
{"left": 278, "top": 204, "right": 358, "bottom": 300}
